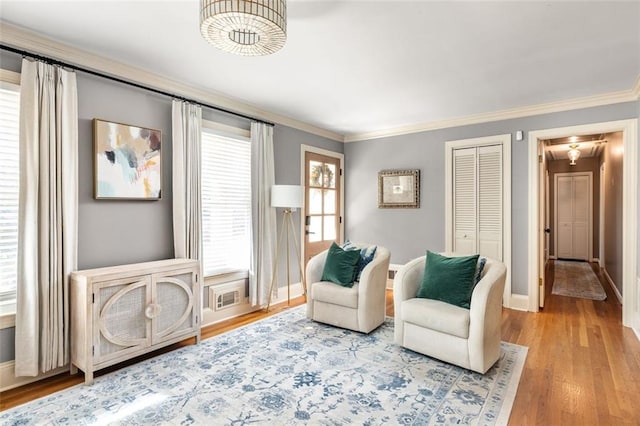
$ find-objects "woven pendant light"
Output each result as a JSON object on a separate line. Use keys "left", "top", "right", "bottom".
{"left": 200, "top": 0, "right": 287, "bottom": 56}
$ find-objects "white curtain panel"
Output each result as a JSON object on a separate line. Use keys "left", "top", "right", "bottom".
{"left": 249, "top": 122, "right": 277, "bottom": 306}
{"left": 15, "top": 59, "right": 78, "bottom": 376}
{"left": 171, "top": 100, "right": 202, "bottom": 264}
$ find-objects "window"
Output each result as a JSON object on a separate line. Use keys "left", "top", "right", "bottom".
{"left": 201, "top": 128, "right": 252, "bottom": 276}
{"left": 0, "top": 80, "right": 20, "bottom": 303}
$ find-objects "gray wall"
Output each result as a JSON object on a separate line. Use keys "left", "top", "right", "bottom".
{"left": 344, "top": 101, "right": 639, "bottom": 296}
{"left": 0, "top": 51, "right": 340, "bottom": 362}
{"left": 547, "top": 157, "right": 601, "bottom": 259}
{"left": 77, "top": 74, "right": 175, "bottom": 268}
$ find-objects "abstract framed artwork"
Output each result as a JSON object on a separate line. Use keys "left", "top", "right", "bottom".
{"left": 378, "top": 169, "right": 420, "bottom": 208}
{"left": 93, "top": 119, "right": 162, "bottom": 200}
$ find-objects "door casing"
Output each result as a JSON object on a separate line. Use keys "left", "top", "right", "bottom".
{"left": 445, "top": 134, "right": 512, "bottom": 308}
{"left": 527, "top": 119, "right": 638, "bottom": 335}
{"left": 300, "top": 145, "right": 344, "bottom": 265}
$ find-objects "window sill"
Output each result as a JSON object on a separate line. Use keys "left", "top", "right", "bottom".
{"left": 0, "top": 302, "right": 16, "bottom": 329}
{"left": 204, "top": 270, "right": 249, "bottom": 286}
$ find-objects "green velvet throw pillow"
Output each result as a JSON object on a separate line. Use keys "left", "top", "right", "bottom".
{"left": 321, "top": 242, "right": 362, "bottom": 287}
{"left": 417, "top": 251, "right": 480, "bottom": 309}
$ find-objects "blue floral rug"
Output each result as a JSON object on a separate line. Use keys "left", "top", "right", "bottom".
{"left": 1, "top": 306, "right": 527, "bottom": 425}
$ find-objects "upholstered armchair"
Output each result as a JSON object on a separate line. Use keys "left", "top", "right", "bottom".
{"left": 393, "top": 253, "right": 506, "bottom": 374}
{"left": 306, "top": 244, "right": 391, "bottom": 333}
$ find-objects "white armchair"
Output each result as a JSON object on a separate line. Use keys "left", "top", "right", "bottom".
{"left": 393, "top": 253, "right": 506, "bottom": 374}
{"left": 306, "top": 244, "right": 391, "bottom": 333}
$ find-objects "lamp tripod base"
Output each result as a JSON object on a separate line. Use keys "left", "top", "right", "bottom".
{"left": 265, "top": 209, "right": 307, "bottom": 311}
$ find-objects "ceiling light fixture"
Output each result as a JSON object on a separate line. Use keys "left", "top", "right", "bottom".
{"left": 200, "top": 0, "right": 287, "bottom": 56}
{"left": 568, "top": 143, "right": 581, "bottom": 166}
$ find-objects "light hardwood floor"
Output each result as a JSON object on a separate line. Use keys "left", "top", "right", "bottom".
{"left": 2, "top": 262, "right": 639, "bottom": 425}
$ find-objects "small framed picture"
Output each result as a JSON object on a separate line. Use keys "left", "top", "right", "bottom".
{"left": 93, "top": 119, "right": 162, "bottom": 200}
{"left": 378, "top": 169, "right": 420, "bottom": 208}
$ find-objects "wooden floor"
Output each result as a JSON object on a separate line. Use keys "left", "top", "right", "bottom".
{"left": 505, "top": 261, "right": 640, "bottom": 425}
{"left": 2, "top": 262, "right": 640, "bottom": 425}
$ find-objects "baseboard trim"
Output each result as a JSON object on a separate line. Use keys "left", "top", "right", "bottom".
{"left": 509, "top": 294, "right": 530, "bottom": 311}
{"left": 269, "top": 282, "right": 305, "bottom": 305}
{"left": 602, "top": 268, "right": 623, "bottom": 303}
{"left": 389, "top": 263, "right": 403, "bottom": 272}
{"left": 0, "top": 361, "right": 69, "bottom": 392}
{"left": 591, "top": 257, "right": 600, "bottom": 263}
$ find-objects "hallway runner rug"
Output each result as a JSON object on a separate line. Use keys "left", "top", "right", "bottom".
{"left": 1, "top": 306, "right": 527, "bottom": 425}
{"left": 552, "top": 260, "right": 607, "bottom": 301}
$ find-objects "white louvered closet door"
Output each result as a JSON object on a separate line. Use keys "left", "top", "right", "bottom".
{"left": 452, "top": 145, "right": 503, "bottom": 260}
{"left": 453, "top": 148, "right": 477, "bottom": 254}
{"left": 477, "top": 145, "right": 503, "bottom": 260}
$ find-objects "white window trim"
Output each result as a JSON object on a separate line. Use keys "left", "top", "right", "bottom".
{"left": 201, "top": 121, "right": 252, "bottom": 279}
{"left": 202, "top": 119, "right": 250, "bottom": 139}
{"left": 0, "top": 68, "right": 20, "bottom": 329}
{"left": 0, "top": 69, "right": 20, "bottom": 85}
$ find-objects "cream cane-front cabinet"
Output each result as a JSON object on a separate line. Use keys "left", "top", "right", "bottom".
{"left": 70, "top": 259, "right": 201, "bottom": 384}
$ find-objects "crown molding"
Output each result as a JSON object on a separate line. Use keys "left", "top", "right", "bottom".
{"left": 2, "top": 23, "right": 637, "bottom": 145}
{"left": 344, "top": 79, "right": 640, "bottom": 143}
{"left": 0, "top": 23, "right": 344, "bottom": 142}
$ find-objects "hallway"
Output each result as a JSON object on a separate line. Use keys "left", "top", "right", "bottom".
{"left": 505, "top": 261, "right": 640, "bottom": 424}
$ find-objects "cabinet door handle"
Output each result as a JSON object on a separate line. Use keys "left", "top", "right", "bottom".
{"left": 145, "top": 303, "right": 162, "bottom": 319}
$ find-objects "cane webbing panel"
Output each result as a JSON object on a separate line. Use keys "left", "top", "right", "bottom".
{"left": 155, "top": 273, "right": 192, "bottom": 336}
{"left": 98, "top": 283, "right": 147, "bottom": 356}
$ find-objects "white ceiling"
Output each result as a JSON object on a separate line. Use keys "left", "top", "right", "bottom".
{"left": 1, "top": 1, "right": 638, "bottom": 139}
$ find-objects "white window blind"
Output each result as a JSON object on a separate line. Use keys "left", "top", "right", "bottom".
{"left": 201, "top": 129, "right": 252, "bottom": 276}
{"left": 0, "top": 82, "right": 20, "bottom": 300}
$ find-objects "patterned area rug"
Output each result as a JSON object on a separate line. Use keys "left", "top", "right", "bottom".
{"left": 552, "top": 260, "right": 607, "bottom": 301}
{"left": 1, "top": 306, "right": 527, "bottom": 425}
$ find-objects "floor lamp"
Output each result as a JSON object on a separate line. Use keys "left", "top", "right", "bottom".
{"left": 265, "top": 185, "right": 307, "bottom": 311}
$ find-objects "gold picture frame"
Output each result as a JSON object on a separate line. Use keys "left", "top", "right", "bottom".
{"left": 378, "top": 169, "right": 420, "bottom": 208}
{"left": 93, "top": 118, "right": 162, "bottom": 200}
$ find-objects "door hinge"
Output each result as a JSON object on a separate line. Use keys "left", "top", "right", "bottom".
{"left": 539, "top": 278, "right": 543, "bottom": 287}
{"left": 340, "top": 168, "right": 343, "bottom": 176}
{"left": 92, "top": 293, "right": 95, "bottom": 303}
{"left": 92, "top": 345, "right": 95, "bottom": 356}
{"left": 339, "top": 216, "right": 342, "bottom": 224}
{"left": 196, "top": 315, "right": 198, "bottom": 324}
{"left": 538, "top": 154, "right": 543, "bottom": 163}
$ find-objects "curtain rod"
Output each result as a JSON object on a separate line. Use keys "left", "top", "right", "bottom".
{"left": 0, "top": 44, "right": 275, "bottom": 127}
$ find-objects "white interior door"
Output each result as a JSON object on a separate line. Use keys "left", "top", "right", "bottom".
{"left": 555, "top": 173, "right": 592, "bottom": 261}
{"left": 453, "top": 148, "right": 476, "bottom": 254}
{"left": 452, "top": 145, "right": 503, "bottom": 260}
{"left": 572, "top": 176, "right": 590, "bottom": 260}
{"left": 477, "top": 145, "right": 502, "bottom": 260}
{"left": 556, "top": 176, "right": 574, "bottom": 258}
{"left": 539, "top": 143, "right": 548, "bottom": 308}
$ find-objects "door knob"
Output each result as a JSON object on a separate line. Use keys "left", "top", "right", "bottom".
{"left": 544, "top": 228, "right": 551, "bottom": 234}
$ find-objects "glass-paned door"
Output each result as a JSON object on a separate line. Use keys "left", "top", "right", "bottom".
{"left": 304, "top": 152, "right": 341, "bottom": 264}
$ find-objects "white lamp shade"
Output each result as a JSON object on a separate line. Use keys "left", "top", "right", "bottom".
{"left": 271, "top": 185, "right": 303, "bottom": 208}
